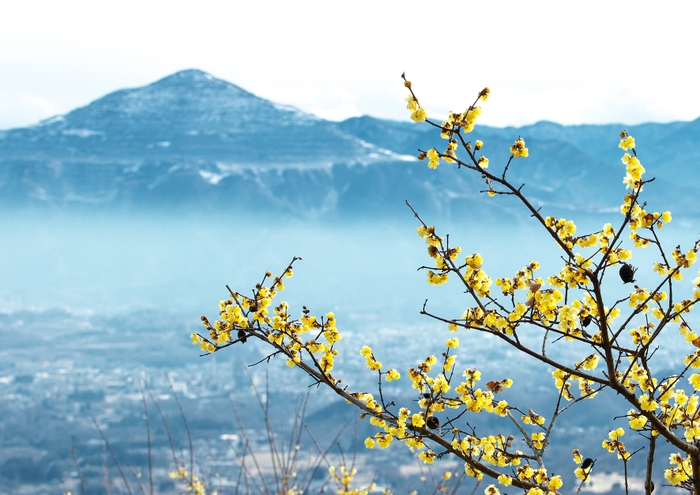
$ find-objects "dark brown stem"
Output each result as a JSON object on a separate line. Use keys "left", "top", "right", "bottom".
{"left": 645, "top": 435, "right": 655, "bottom": 495}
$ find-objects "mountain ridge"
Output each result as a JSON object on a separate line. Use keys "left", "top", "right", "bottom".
{"left": 1, "top": 69, "right": 698, "bottom": 220}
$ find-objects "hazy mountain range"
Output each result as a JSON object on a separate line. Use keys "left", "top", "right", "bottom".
{"left": 1, "top": 69, "right": 698, "bottom": 220}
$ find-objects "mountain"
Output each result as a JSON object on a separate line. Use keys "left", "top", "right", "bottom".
{"left": 1, "top": 69, "right": 698, "bottom": 220}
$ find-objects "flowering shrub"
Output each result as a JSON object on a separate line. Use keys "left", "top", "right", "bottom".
{"left": 194, "top": 75, "right": 700, "bottom": 495}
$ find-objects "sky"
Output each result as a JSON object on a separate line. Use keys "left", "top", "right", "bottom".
{"left": 1, "top": 0, "right": 699, "bottom": 130}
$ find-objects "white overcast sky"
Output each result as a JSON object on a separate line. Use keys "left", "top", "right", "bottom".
{"left": 1, "top": 0, "right": 698, "bottom": 130}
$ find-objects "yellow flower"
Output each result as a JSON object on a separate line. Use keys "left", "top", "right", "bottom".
{"left": 364, "top": 437, "right": 375, "bottom": 449}
{"left": 405, "top": 95, "right": 418, "bottom": 111}
{"left": 484, "top": 485, "right": 500, "bottom": 495}
{"left": 619, "top": 135, "right": 636, "bottom": 150}
{"left": 412, "top": 413, "right": 425, "bottom": 427}
{"left": 497, "top": 474, "right": 512, "bottom": 486}
{"left": 689, "top": 374, "right": 700, "bottom": 390}
{"left": 510, "top": 137, "right": 528, "bottom": 158}
{"left": 411, "top": 108, "right": 428, "bottom": 122}
{"left": 548, "top": 475, "right": 563, "bottom": 490}
{"left": 386, "top": 369, "right": 401, "bottom": 381}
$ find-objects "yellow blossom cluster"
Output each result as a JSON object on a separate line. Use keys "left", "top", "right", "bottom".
{"left": 581, "top": 293, "right": 620, "bottom": 327}
{"left": 572, "top": 450, "right": 593, "bottom": 480}
{"left": 386, "top": 368, "right": 401, "bottom": 381}
{"left": 622, "top": 362, "right": 656, "bottom": 395}
{"left": 495, "top": 261, "right": 541, "bottom": 296}
{"left": 435, "top": 88, "right": 488, "bottom": 140}
{"left": 544, "top": 216, "right": 577, "bottom": 249}
{"left": 405, "top": 82, "right": 427, "bottom": 123}
{"left": 464, "top": 253, "right": 492, "bottom": 297}
{"left": 576, "top": 354, "right": 599, "bottom": 371}
{"left": 556, "top": 301, "right": 584, "bottom": 337}
{"left": 552, "top": 369, "right": 587, "bottom": 401}
{"left": 528, "top": 288, "right": 565, "bottom": 326}
{"left": 515, "top": 463, "right": 561, "bottom": 493}
{"left": 441, "top": 139, "right": 458, "bottom": 164}
{"left": 425, "top": 148, "right": 440, "bottom": 169}
{"left": 522, "top": 409, "right": 545, "bottom": 426}
{"left": 665, "top": 453, "right": 692, "bottom": 486}
{"left": 194, "top": 262, "right": 343, "bottom": 383}
{"left": 619, "top": 133, "right": 635, "bottom": 150}
{"left": 451, "top": 434, "right": 519, "bottom": 472}
{"left": 629, "top": 324, "right": 653, "bottom": 345}
{"left": 360, "top": 345, "right": 382, "bottom": 371}
{"left": 169, "top": 468, "right": 213, "bottom": 495}
{"left": 602, "top": 428, "right": 630, "bottom": 460}
{"left": 328, "top": 465, "right": 377, "bottom": 495}
{"left": 548, "top": 256, "right": 591, "bottom": 290}
{"left": 673, "top": 245, "right": 698, "bottom": 270}
{"left": 621, "top": 152, "right": 645, "bottom": 191}
{"left": 454, "top": 104, "right": 483, "bottom": 133}
{"left": 622, "top": 351, "right": 700, "bottom": 442}
{"left": 509, "top": 137, "right": 529, "bottom": 158}
{"left": 363, "top": 403, "right": 432, "bottom": 453}
{"left": 416, "top": 224, "right": 461, "bottom": 285}
{"left": 459, "top": 306, "right": 514, "bottom": 335}
{"left": 531, "top": 432, "right": 545, "bottom": 450}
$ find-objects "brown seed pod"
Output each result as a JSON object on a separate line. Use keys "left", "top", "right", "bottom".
{"left": 426, "top": 416, "right": 440, "bottom": 430}
{"left": 237, "top": 329, "right": 247, "bottom": 343}
{"left": 581, "top": 457, "right": 594, "bottom": 469}
{"left": 619, "top": 263, "right": 637, "bottom": 284}
{"left": 486, "top": 380, "right": 504, "bottom": 393}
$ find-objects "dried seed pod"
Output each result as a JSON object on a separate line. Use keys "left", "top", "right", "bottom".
{"left": 426, "top": 416, "right": 440, "bottom": 429}
{"left": 619, "top": 263, "right": 637, "bottom": 284}
{"left": 237, "top": 329, "right": 247, "bottom": 343}
{"left": 486, "top": 380, "right": 504, "bottom": 393}
{"left": 581, "top": 457, "right": 594, "bottom": 469}
{"left": 582, "top": 315, "right": 592, "bottom": 327}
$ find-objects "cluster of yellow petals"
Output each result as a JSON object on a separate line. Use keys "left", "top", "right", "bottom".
{"left": 572, "top": 449, "right": 593, "bottom": 480}
{"left": 522, "top": 409, "right": 545, "bottom": 426}
{"left": 169, "top": 468, "right": 212, "bottom": 495}
{"left": 509, "top": 137, "right": 529, "bottom": 158}
{"left": 464, "top": 253, "right": 492, "bottom": 297}
{"left": 405, "top": 88, "right": 427, "bottom": 123}
{"left": 425, "top": 148, "right": 440, "bottom": 169}
{"left": 328, "top": 465, "right": 377, "bottom": 495}
{"left": 673, "top": 245, "right": 698, "bottom": 270}
{"left": 451, "top": 434, "right": 521, "bottom": 476}
{"left": 665, "top": 453, "right": 692, "bottom": 486}
{"left": 513, "top": 464, "right": 561, "bottom": 494}
{"left": 360, "top": 345, "right": 382, "bottom": 371}
{"left": 544, "top": 216, "right": 577, "bottom": 249}
{"left": 495, "top": 261, "right": 540, "bottom": 296}
{"left": 452, "top": 104, "right": 483, "bottom": 134}
{"left": 194, "top": 265, "right": 343, "bottom": 382}
{"left": 416, "top": 224, "right": 461, "bottom": 285}
{"left": 602, "top": 428, "right": 630, "bottom": 460}
{"left": 622, "top": 152, "right": 645, "bottom": 190}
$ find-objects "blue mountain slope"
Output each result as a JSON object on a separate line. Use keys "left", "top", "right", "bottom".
{"left": 0, "top": 69, "right": 698, "bottom": 220}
